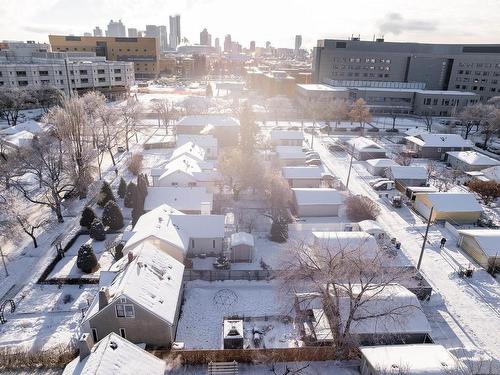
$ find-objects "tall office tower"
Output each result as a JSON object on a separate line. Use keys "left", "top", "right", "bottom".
{"left": 159, "top": 25, "right": 168, "bottom": 51}
{"left": 106, "top": 19, "right": 126, "bottom": 37}
{"left": 266, "top": 41, "right": 271, "bottom": 49}
{"left": 169, "top": 15, "right": 181, "bottom": 49}
{"left": 93, "top": 26, "right": 103, "bottom": 37}
{"left": 200, "top": 28, "right": 211, "bottom": 46}
{"left": 214, "top": 37, "right": 220, "bottom": 53}
{"left": 128, "top": 28, "right": 138, "bottom": 37}
{"left": 145, "top": 25, "right": 159, "bottom": 38}
{"left": 295, "top": 35, "right": 302, "bottom": 55}
{"left": 250, "top": 41, "right": 256, "bottom": 52}
{"left": 224, "top": 34, "right": 232, "bottom": 53}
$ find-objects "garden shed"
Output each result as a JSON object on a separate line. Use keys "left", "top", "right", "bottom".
{"left": 230, "top": 232, "right": 254, "bottom": 263}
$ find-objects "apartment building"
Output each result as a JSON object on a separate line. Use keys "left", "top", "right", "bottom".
{"left": 313, "top": 38, "right": 500, "bottom": 102}
{"left": 49, "top": 35, "right": 159, "bottom": 79}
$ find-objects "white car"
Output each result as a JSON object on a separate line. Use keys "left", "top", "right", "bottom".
{"left": 369, "top": 178, "right": 390, "bottom": 187}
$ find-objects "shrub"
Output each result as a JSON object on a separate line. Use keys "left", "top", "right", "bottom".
{"left": 80, "top": 206, "right": 96, "bottom": 229}
{"left": 89, "top": 218, "right": 106, "bottom": 241}
{"left": 77, "top": 243, "right": 98, "bottom": 273}
{"left": 468, "top": 179, "right": 500, "bottom": 204}
{"left": 102, "top": 200, "right": 124, "bottom": 230}
{"left": 127, "top": 153, "right": 143, "bottom": 176}
{"left": 124, "top": 182, "right": 138, "bottom": 208}
{"left": 97, "top": 181, "right": 115, "bottom": 208}
{"left": 117, "top": 177, "right": 127, "bottom": 198}
{"left": 386, "top": 128, "right": 399, "bottom": 133}
{"left": 114, "top": 242, "right": 124, "bottom": 261}
{"left": 345, "top": 195, "right": 380, "bottom": 221}
{"left": 131, "top": 205, "right": 143, "bottom": 227}
{"left": 270, "top": 219, "right": 288, "bottom": 243}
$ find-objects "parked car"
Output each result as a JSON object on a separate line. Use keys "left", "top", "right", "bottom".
{"left": 328, "top": 143, "right": 344, "bottom": 152}
{"left": 373, "top": 180, "right": 395, "bottom": 191}
{"left": 367, "top": 127, "right": 380, "bottom": 132}
{"left": 487, "top": 143, "right": 500, "bottom": 155}
{"left": 305, "top": 158, "right": 322, "bottom": 166}
{"left": 117, "top": 146, "right": 125, "bottom": 153}
{"left": 305, "top": 151, "right": 320, "bottom": 157}
{"left": 369, "top": 178, "right": 390, "bottom": 187}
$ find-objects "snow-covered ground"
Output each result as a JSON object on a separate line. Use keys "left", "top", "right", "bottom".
{"left": 176, "top": 280, "right": 297, "bottom": 349}
{"left": 311, "top": 132, "right": 500, "bottom": 368}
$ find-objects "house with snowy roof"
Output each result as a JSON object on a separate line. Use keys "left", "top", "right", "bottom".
{"left": 177, "top": 134, "right": 218, "bottom": 159}
{"left": 413, "top": 192, "right": 482, "bottom": 224}
{"left": 292, "top": 188, "right": 344, "bottom": 217}
{"left": 62, "top": 332, "right": 165, "bottom": 375}
{"left": 123, "top": 204, "right": 225, "bottom": 260}
{"left": 275, "top": 145, "right": 308, "bottom": 166}
{"left": 386, "top": 166, "right": 428, "bottom": 188}
{"left": 311, "top": 231, "right": 380, "bottom": 259}
{"left": 175, "top": 115, "right": 239, "bottom": 146}
{"left": 405, "top": 133, "right": 472, "bottom": 160}
{"left": 359, "top": 344, "right": 462, "bottom": 375}
{"left": 169, "top": 141, "right": 206, "bottom": 163}
{"left": 366, "top": 158, "right": 399, "bottom": 176}
{"left": 282, "top": 166, "right": 325, "bottom": 188}
{"left": 297, "top": 284, "right": 432, "bottom": 346}
{"left": 144, "top": 186, "right": 213, "bottom": 214}
{"left": 481, "top": 165, "right": 500, "bottom": 182}
{"left": 346, "top": 137, "right": 387, "bottom": 161}
{"left": 81, "top": 244, "right": 184, "bottom": 347}
{"left": 270, "top": 129, "right": 304, "bottom": 147}
{"left": 457, "top": 229, "right": 500, "bottom": 270}
{"left": 446, "top": 150, "right": 499, "bottom": 172}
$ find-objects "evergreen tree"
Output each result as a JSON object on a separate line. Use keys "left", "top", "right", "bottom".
{"left": 77, "top": 243, "right": 98, "bottom": 273}
{"left": 136, "top": 174, "right": 148, "bottom": 210}
{"left": 131, "top": 204, "right": 143, "bottom": 227}
{"left": 80, "top": 206, "right": 96, "bottom": 229}
{"left": 89, "top": 218, "right": 106, "bottom": 241}
{"left": 97, "top": 181, "right": 115, "bottom": 207}
{"left": 114, "top": 242, "right": 124, "bottom": 260}
{"left": 124, "top": 181, "right": 138, "bottom": 208}
{"left": 117, "top": 177, "right": 127, "bottom": 199}
{"left": 206, "top": 84, "right": 213, "bottom": 98}
{"left": 102, "top": 200, "right": 124, "bottom": 230}
{"left": 270, "top": 218, "right": 288, "bottom": 243}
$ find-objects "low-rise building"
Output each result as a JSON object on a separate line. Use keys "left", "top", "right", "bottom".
{"left": 312, "top": 231, "right": 379, "bottom": 259}
{"left": 144, "top": 186, "right": 213, "bottom": 214}
{"left": 282, "top": 166, "right": 324, "bottom": 188}
{"left": 457, "top": 229, "right": 500, "bottom": 270}
{"left": 275, "top": 146, "right": 308, "bottom": 166}
{"left": 175, "top": 115, "right": 240, "bottom": 146}
{"left": 177, "top": 134, "right": 218, "bottom": 159}
{"left": 413, "top": 192, "right": 482, "bottom": 224}
{"left": 347, "top": 137, "right": 387, "bottom": 161}
{"left": 387, "top": 166, "right": 428, "bottom": 188}
{"left": 446, "top": 151, "right": 499, "bottom": 172}
{"left": 366, "top": 158, "right": 399, "bottom": 176}
{"left": 292, "top": 188, "right": 344, "bottom": 217}
{"left": 270, "top": 129, "right": 304, "bottom": 147}
{"left": 405, "top": 133, "right": 472, "bottom": 160}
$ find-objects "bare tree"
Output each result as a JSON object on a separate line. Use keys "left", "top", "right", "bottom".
{"left": 151, "top": 98, "right": 171, "bottom": 131}
{"left": 345, "top": 195, "right": 380, "bottom": 221}
{"left": 480, "top": 106, "right": 500, "bottom": 149}
{"left": 0, "top": 88, "right": 32, "bottom": 127}
{"left": 119, "top": 97, "right": 143, "bottom": 151}
{"left": 281, "top": 238, "right": 416, "bottom": 356}
{"left": 330, "top": 100, "right": 350, "bottom": 129}
{"left": 349, "top": 98, "right": 372, "bottom": 134}
{"left": 427, "top": 161, "right": 461, "bottom": 192}
{"left": 420, "top": 110, "right": 433, "bottom": 132}
{"left": 457, "top": 104, "right": 491, "bottom": 139}
{"left": 96, "top": 105, "right": 120, "bottom": 167}
{"left": 395, "top": 152, "right": 412, "bottom": 166}
{"left": 30, "top": 86, "right": 63, "bottom": 114}
{"left": 266, "top": 96, "right": 291, "bottom": 125}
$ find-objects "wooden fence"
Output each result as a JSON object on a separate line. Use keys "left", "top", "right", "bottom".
{"left": 183, "top": 269, "right": 277, "bottom": 282}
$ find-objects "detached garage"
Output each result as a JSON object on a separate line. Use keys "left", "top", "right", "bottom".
{"left": 230, "top": 232, "right": 254, "bottom": 262}
{"left": 366, "top": 158, "right": 399, "bottom": 176}
{"left": 292, "top": 188, "right": 344, "bottom": 217}
{"left": 457, "top": 229, "right": 500, "bottom": 270}
{"left": 414, "top": 192, "right": 482, "bottom": 224}
{"left": 347, "top": 137, "right": 387, "bottom": 161}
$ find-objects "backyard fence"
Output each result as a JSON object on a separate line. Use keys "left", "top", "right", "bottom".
{"left": 182, "top": 269, "right": 278, "bottom": 282}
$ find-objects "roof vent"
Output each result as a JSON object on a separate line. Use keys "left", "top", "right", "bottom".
{"left": 109, "top": 341, "right": 118, "bottom": 350}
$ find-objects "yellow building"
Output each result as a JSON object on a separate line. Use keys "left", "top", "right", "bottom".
{"left": 49, "top": 35, "right": 159, "bottom": 79}
{"left": 413, "top": 192, "right": 482, "bottom": 224}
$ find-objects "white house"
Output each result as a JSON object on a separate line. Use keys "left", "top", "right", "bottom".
{"left": 169, "top": 141, "right": 206, "bottom": 163}
{"left": 63, "top": 332, "right": 166, "bottom": 375}
{"left": 387, "top": 166, "right": 428, "bottom": 188}
{"left": 282, "top": 166, "right": 324, "bottom": 188}
{"left": 124, "top": 204, "right": 225, "bottom": 260}
{"left": 292, "top": 188, "right": 344, "bottom": 217}
{"left": 175, "top": 115, "right": 239, "bottom": 146}
{"left": 177, "top": 134, "right": 218, "bottom": 159}
{"left": 144, "top": 186, "right": 213, "bottom": 214}
{"left": 457, "top": 229, "right": 500, "bottom": 270}
{"left": 347, "top": 137, "right": 387, "bottom": 161}
{"left": 359, "top": 344, "right": 461, "bottom": 375}
{"left": 365, "top": 158, "right": 399, "bottom": 176}
{"left": 446, "top": 151, "right": 499, "bottom": 172}
{"left": 270, "top": 129, "right": 304, "bottom": 147}
{"left": 81, "top": 244, "right": 185, "bottom": 347}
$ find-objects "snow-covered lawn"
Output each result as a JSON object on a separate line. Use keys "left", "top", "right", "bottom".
{"left": 0, "top": 284, "right": 97, "bottom": 351}
{"left": 47, "top": 233, "right": 121, "bottom": 280}
{"left": 176, "top": 280, "right": 297, "bottom": 349}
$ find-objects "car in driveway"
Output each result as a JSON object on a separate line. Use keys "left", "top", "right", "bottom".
{"left": 305, "top": 158, "right": 322, "bottom": 166}
{"left": 373, "top": 180, "right": 395, "bottom": 191}
{"left": 369, "top": 178, "right": 390, "bottom": 187}
{"left": 117, "top": 146, "right": 126, "bottom": 153}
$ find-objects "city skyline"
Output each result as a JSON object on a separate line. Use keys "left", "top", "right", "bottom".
{"left": 2, "top": 0, "right": 500, "bottom": 49}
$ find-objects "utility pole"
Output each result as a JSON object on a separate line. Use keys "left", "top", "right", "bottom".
{"left": 0, "top": 246, "right": 8, "bottom": 277}
{"left": 345, "top": 151, "right": 354, "bottom": 189}
{"left": 417, "top": 206, "right": 434, "bottom": 270}
{"left": 310, "top": 120, "right": 316, "bottom": 149}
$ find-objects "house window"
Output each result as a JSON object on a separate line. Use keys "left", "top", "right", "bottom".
{"left": 116, "top": 304, "right": 125, "bottom": 317}
{"left": 92, "top": 328, "right": 98, "bottom": 342}
{"left": 116, "top": 304, "right": 135, "bottom": 318}
{"left": 119, "top": 328, "right": 126, "bottom": 338}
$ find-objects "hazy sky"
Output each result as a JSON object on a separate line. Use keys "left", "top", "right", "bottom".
{"left": 2, "top": 0, "right": 500, "bottom": 49}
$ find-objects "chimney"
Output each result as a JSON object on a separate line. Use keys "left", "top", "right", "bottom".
{"left": 78, "top": 332, "right": 94, "bottom": 361}
{"left": 98, "top": 287, "right": 109, "bottom": 311}
{"left": 200, "top": 201, "right": 211, "bottom": 215}
{"left": 128, "top": 251, "right": 134, "bottom": 264}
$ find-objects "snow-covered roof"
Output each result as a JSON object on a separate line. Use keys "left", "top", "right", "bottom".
{"left": 177, "top": 134, "right": 217, "bottom": 148}
{"left": 275, "top": 145, "right": 307, "bottom": 159}
{"left": 282, "top": 166, "right": 324, "bottom": 179}
{"left": 176, "top": 115, "right": 240, "bottom": 128}
{"left": 458, "top": 229, "right": 500, "bottom": 258}
{"left": 447, "top": 151, "right": 499, "bottom": 166}
{"left": 366, "top": 158, "right": 399, "bottom": 168}
{"left": 0, "top": 120, "right": 46, "bottom": 136}
{"left": 292, "top": 188, "right": 344, "bottom": 205}
{"left": 389, "top": 166, "right": 428, "bottom": 180}
{"left": 230, "top": 232, "right": 254, "bottom": 247}
{"left": 309, "top": 284, "right": 431, "bottom": 338}
{"left": 297, "top": 84, "right": 348, "bottom": 92}
{"left": 405, "top": 133, "right": 472, "bottom": 148}
{"left": 270, "top": 129, "right": 304, "bottom": 141}
{"left": 144, "top": 186, "right": 213, "bottom": 212}
{"left": 156, "top": 156, "right": 220, "bottom": 183}
{"left": 312, "top": 231, "right": 379, "bottom": 259}
{"left": 419, "top": 192, "right": 482, "bottom": 213}
{"left": 360, "top": 344, "right": 460, "bottom": 374}
{"left": 347, "top": 137, "right": 386, "bottom": 152}
{"left": 358, "top": 220, "right": 385, "bottom": 235}
{"left": 170, "top": 141, "right": 206, "bottom": 162}
{"left": 1, "top": 130, "right": 34, "bottom": 148}
{"left": 84, "top": 243, "right": 184, "bottom": 326}
{"left": 62, "top": 333, "right": 166, "bottom": 375}
{"left": 404, "top": 127, "right": 429, "bottom": 137}
{"left": 482, "top": 165, "right": 500, "bottom": 182}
